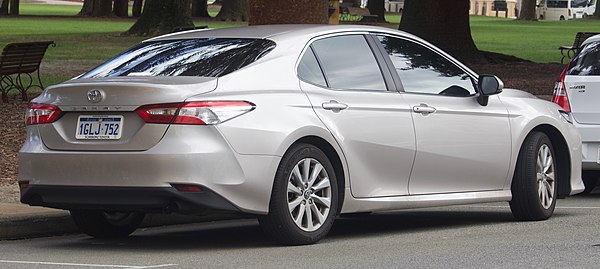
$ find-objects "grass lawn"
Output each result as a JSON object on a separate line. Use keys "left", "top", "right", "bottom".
{"left": 2, "top": 4, "right": 600, "bottom": 89}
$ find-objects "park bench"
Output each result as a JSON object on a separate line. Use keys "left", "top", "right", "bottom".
{"left": 339, "top": 6, "right": 379, "bottom": 23}
{"left": 559, "top": 32, "right": 600, "bottom": 64}
{"left": 0, "top": 41, "right": 55, "bottom": 103}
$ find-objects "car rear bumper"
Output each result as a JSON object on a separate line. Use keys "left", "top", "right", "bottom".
{"left": 20, "top": 185, "right": 240, "bottom": 213}
{"left": 18, "top": 125, "right": 280, "bottom": 214}
{"left": 574, "top": 121, "right": 600, "bottom": 170}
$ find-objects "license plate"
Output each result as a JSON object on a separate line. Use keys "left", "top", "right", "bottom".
{"left": 75, "top": 115, "right": 123, "bottom": 140}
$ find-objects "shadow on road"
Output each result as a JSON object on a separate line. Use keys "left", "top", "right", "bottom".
{"left": 41, "top": 208, "right": 529, "bottom": 250}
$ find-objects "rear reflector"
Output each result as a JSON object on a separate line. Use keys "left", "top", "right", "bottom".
{"left": 172, "top": 184, "right": 203, "bottom": 193}
{"left": 136, "top": 101, "right": 254, "bottom": 125}
{"left": 26, "top": 103, "right": 62, "bottom": 125}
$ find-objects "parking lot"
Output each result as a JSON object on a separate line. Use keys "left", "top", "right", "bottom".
{"left": 0, "top": 192, "right": 599, "bottom": 268}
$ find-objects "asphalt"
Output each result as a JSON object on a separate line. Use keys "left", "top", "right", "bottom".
{"left": 0, "top": 202, "right": 240, "bottom": 240}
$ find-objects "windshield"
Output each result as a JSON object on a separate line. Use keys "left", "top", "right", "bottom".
{"left": 80, "top": 38, "right": 276, "bottom": 78}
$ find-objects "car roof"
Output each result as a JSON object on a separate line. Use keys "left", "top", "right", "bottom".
{"left": 145, "top": 24, "right": 418, "bottom": 43}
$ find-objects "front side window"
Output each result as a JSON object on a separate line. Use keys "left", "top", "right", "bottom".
{"left": 310, "top": 35, "right": 387, "bottom": 91}
{"left": 80, "top": 38, "right": 276, "bottom": 78}
{"left": 568, "top": 41, "right": 600, "bottom": 76}
{"left": 376, "top": 35, "right": 476, "bottom": 97}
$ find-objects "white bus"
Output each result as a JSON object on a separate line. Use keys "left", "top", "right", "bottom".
{"left": 572, "top": 0, "right": 589, "bottom": 18}
{"left": 537, "top": 0, "right": 572, "bottom": 20}
{"left": 584, "top": 0, "right": 596, "bottom": 17}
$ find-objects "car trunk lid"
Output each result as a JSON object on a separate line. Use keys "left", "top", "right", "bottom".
{"left": 34, "top": 76, "right": 218, "bottom": 151}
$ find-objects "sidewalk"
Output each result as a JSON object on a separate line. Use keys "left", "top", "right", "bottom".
{"left": 0, "top": 202, "right": 240, "bottom": 240}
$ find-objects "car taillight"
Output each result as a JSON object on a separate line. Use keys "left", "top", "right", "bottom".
{"left": 551, "top": 65, "right": 571, "bottom": 112}
{"left": 26, "top": 103, "right": 62, "bottom": 125}
{"left": 135, "top": 101, "right": 255, "bottom": 125}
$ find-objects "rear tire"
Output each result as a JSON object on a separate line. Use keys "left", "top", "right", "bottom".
{"left": 258, "top": 144, "right": 339, "bottom": 245}
{"left": 70, "top": 210, "right": 145, "bottom": 239}
{"left": 510, "top": 132, "right": 557, "bottom": 221}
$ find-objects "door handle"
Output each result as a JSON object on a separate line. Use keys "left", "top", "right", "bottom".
{"left": 413, "top": 104, "right": 436, "bottom": 115}
{"left": 322, "top": 100, "right": 348, "bottom": 111}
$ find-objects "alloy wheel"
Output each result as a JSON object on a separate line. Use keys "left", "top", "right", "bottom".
{"left": 287, "top": 158, "right": 332, "bottom": 232}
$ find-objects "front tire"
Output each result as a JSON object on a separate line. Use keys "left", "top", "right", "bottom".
{"left": 510, "top": 132, "right": 557, "bottom": 221}
{"left": 258, "top": 144, "right": 339, "bottom": 245}
{"left": 70, "top": 210, "right": 145, "bottom": 239}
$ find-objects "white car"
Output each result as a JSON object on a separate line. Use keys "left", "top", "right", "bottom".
{"left": 553, "top": 34, "right": 600, "bottom": 193}
{"left": 19, "top": 25, "right": 584, "bottom": 245}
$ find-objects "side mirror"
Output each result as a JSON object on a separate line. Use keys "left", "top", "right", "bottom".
{"left": 477, "top": 75, "right": 504, "bottom": 106}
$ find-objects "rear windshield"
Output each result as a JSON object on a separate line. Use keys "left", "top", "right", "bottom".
{"left": 568, "top": 41, "right": 600, "bottom": 76}
{"left": 80, "top": 38, "right": 276, "bottom": 78}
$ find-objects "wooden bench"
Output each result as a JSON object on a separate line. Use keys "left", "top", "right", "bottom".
{"left": 559, "top": 32, "right": 600, "bottom": 64}
{"left": 0, "top": 41, "right": 55, "bottom": 103}
{"left": 339, "top": 6, "right": 379, "bottom": 23}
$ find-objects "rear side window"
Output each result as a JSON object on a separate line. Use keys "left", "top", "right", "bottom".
{"left": 568, "top": 41, "right": 600, "bottom": 76}
{"left": 310, "top": 35, "right": 387, "bottom": 91}
{"left": 297, "top": 48, "right": 327, "bottom": 87}
{"left": 80, "top": 38, "right": 276, "bottom": 78}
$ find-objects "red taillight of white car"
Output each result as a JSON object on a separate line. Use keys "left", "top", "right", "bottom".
{"left": 551, "top": 66, "right": 571, "bottom": 112}
{"left": 25, "top": 103, "right": 62, "bottom": 125}
{"left": 135, "top": 101, "right": 255, "bottom": 125}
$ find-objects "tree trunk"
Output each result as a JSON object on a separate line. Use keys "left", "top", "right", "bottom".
{"left": 216, "top": 0, "right": 249, "bottom": 21}
{"left": 78, "top": 0, "right": 94, "bottom": 16}
{"left": 249, "top": 0, "right": 327, "bottom": 25}
{"left": 0, "top": 0, "right": 9, "bottom": 15}
{"left": 366, "top": 0, "right": 386, "bottom": 22}
{"left": 114, "top": 0, "right": 128, "bottom": 17}
{"left": 8, "top": 0, "right": 18, "bottom": 15}
{"left": 518, "top": 0, "right": 536, "bottom": 20}
{"left": 91, "top": 0, "right": 113, "bottom": 17}
{"left": 399, "top": 0, "right": 478, "bottom": 61}
{"left": 127, "top": 0, "right": 194, "bottom": 36}
{"left": 191, "top": 0, "right": 210, "bottom": 17}
{"left": 132, "top": 0, "right": 143, "bottom": 17}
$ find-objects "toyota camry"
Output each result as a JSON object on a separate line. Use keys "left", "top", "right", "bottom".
{"left": 19, "top": 25, "right": 584, "bottom": 245}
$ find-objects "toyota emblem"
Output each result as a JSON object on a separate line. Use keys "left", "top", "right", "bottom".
{"left": 87, "top": 89, "right": 104, "bottom": 103}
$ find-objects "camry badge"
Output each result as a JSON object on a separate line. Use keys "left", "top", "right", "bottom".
{"left": 87, "top": 89, "right": 104, "bottom": 103}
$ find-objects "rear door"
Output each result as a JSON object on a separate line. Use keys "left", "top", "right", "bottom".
{"left": 565, "top": 40, "right": 600, "bottom": 124}
{"left": 298, "top": 34, "right": 416, "bottom": 198}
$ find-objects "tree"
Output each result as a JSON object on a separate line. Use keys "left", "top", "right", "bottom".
{"left": 249, "top": 0, "right": 327, "bottom": 25}
{"left": 366, "top": 0, "right": 386, "bottom": 22}
{"left": 216, "top": 0, "right": 249, "bottom": 21}
{"left": 132, "top": 0, "right": 143, "bottom": 17}
{"left": 7, "top": 0, "right": 18, "bottom": 15}
{"left": 79, "top": 0, "right": 112, "bottom": 17}
{"left": 0, "top": 0, "right": 23, "bottom": 16}
{"left": 518, "top": 0, "right": 537, "bottom": 20}
{"left": 399, "top": 0, "right": 478, "bottom": 61}
{"left": 126, "top": 0, "right": 194, "bottom": 36}
{"left": 114, "top": 0, "right": 129, "bottom": 17}
{"left": 0, "top": 0, "right": 9, "bottom": 15}
{"left": 191, "top": 0, "right": 210, "bottom": 17}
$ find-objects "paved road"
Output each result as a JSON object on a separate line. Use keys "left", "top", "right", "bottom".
{"left": 1, "top": 194, "right": 600, "bottom": 268}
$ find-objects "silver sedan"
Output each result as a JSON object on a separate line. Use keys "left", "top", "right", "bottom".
{"left": 19, "top": 25, "right": 584, "bottom": 245}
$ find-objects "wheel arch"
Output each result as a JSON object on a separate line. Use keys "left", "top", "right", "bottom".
{"left": 527, "top": 124, "right": 572, "bottom": 198}
{"left": 287, "top": 136, "right": 346, "bottom": 214}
